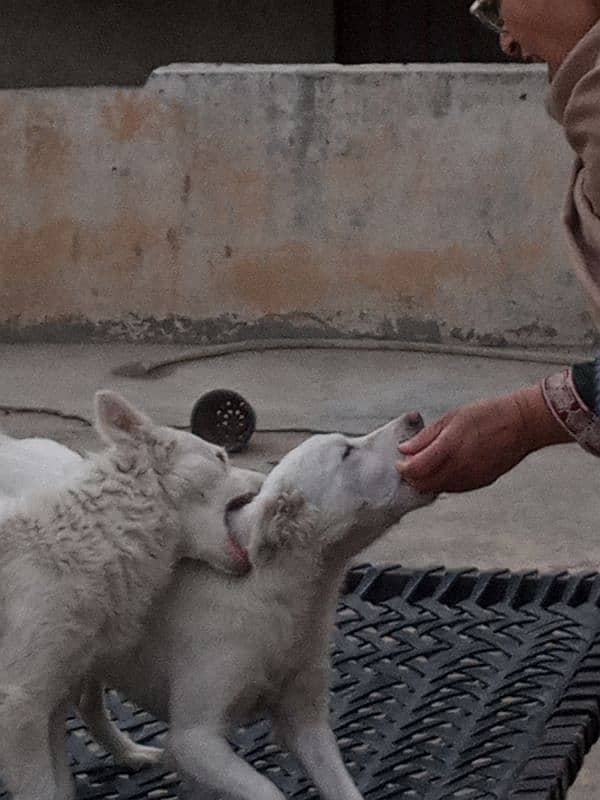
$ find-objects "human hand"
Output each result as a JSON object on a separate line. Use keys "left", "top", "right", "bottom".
{"left": 396, "top": 385, "right": 568, "bottom": 494}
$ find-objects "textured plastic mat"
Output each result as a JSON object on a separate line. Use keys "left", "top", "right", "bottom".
{"left": 3, "top": 566, "right": 600, "bottom": 799}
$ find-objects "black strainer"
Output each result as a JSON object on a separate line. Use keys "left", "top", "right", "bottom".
{"left": 190, "top": 389, "right": 256, "bottom": 453}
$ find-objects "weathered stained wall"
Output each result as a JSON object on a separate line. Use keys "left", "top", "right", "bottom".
{"left": 0, "top": 64, "right": 591, "bottom": 346}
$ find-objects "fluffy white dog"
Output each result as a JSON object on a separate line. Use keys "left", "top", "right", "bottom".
{"left": 78, "top": 411, "right": 433, "bottom": 800}
{"left": 0, "top": 431, "right": 82, "bottom": 500}
{"left": 0, "top": 391, "right": 262, "bottom": 800}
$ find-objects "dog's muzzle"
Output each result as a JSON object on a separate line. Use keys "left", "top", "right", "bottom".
{"left": 226, "top": 492, "right": 257, "bottom": 514}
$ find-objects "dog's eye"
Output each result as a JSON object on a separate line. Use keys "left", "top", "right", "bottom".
{"left": 342, "top": 445, "right": 354, "bottom": 460}
{"left": 216, "top": 450, "right": 227, "bottom": 465}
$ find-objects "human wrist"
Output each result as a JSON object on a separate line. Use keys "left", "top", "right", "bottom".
{"left": 512, "top": 384, "right": 572, "bottom": 453}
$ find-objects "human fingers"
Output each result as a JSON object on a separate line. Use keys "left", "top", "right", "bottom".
{"left": 398, "top": 416, "right": 446, "bottom": 456}
{"left": 396, "top": 439, "right": 453, "bottom": 484}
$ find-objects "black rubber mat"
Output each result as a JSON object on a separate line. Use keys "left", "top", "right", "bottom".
{"left": 3, "top": 566, "right": 600, "bottom": 799}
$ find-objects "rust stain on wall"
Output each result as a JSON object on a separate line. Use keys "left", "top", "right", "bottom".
{"left": 0, "top": 75, "right": 568, "bottom": 342}
{"left": 349, "top": 240, "right": 546, "bottom": 306}
{"left": 223, "top": 242, "right": 328, "bottom": 314}
{"left": 0, "top": 201, "right": 549, "bottom": 325}
{"left": 351, "top": 245, "right": 476, "bottom": 304}
{"left": 0, "top": 213, "right": 168, "bottom": 319}
{"left": 101, "top": 91, "right": 185, "bottom": 143}
{"left": 503, "top": 241, "right": 546, "bottom": 272}
{"left": 1, "top": 218, "right": 76, "bottom": 317}
{"left": 219, "top": 239, "right": 547, "bottom": 319}
{"left": 74, "top": 211, "right": 163, "bottom": 273}
{"left": 101, "top": 92, "right": 154, "bottom": 142}
{"left": 24, "top": 111, "right": 72, "bottom": 178}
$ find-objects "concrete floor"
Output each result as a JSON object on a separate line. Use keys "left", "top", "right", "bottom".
{"left": 1, "top": 342, "right": 598, "bottom": 796}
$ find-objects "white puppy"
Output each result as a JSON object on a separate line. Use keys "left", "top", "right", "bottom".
{"left": 81, "top": 411, "right": 433, "bottom": 800}
{"left": 0, "top": 391, "right": 261, "bottom": 800}
{"left": 0, "top": 432, "right": 83, "bottom": 524}
{"left": 0, "top": 431, "right": 83, "bottom": 499}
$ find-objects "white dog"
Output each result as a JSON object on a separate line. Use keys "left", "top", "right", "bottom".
{"left": 76, "top": 411, "right": 433, "bottom": 800}
{"left": 0, "top": 391, "right": 262, "bottom": 800}
{"left": 0, "top": 431, "right": 83, "bottom": 500}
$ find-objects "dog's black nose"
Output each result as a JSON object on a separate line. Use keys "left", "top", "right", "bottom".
{"left": 405, "top": 411, "right": 424, "bottom": 430}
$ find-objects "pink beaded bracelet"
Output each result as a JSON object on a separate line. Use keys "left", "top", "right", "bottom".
{"left": 542, "top": 369, "right": 600, "bottom": 456}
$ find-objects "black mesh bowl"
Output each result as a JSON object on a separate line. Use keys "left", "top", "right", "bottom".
{"left": 190, "top": 390, "right": 256, "bottom": 453}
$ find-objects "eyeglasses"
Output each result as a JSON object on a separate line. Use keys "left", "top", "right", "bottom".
{"left": 469, "top": 0, "right": 504, "bottom": 34}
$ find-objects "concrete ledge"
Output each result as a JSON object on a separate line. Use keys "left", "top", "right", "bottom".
{"left": 0, "top": 64, "right": 592, "bottom": 346}
{"left": 151, "top": 63, "right": 549, "bottom": 75}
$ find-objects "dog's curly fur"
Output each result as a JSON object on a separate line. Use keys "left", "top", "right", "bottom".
{"left": 0, "top": 410, "right": 431, "bottom": 800}
{"left": 0, "top": 390, "right": 254, "bottom": 800}
{"left": 79, "top": 415, "right": 435, "bottom": 800}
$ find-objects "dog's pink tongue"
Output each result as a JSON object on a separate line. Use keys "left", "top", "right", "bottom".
{"left": 228, "top": 534, "right": 251, "bottom": 572}
{"left": 227, "top": 503, "right": 254, "bottom": 550}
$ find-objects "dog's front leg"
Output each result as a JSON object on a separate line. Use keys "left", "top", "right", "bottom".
{"left": 169, "top": 725, "right": 286, "bottom": 800}
{"left": 78, "top": 678, "right": 163, "bottom": 769}
{"left": 274, "top": 669, "right": 365, "bottom": 800}
{"left": 277, "top": 717, "right": 365, "bottom": 800}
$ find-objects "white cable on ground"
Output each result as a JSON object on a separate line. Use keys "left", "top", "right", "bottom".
{"left": 111, "top": 337, "right": 589, "bottom": 379}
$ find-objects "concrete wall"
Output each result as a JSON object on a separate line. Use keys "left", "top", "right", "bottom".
{"left": 0, "top": 0, "right": 335, "bottom": 87}
{"left": 0, "top": 64, "right": 593, "bottom": 348}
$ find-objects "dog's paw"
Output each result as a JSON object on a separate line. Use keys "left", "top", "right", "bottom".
{"left": 117, "top": 744, "right": 164, "bottom": 770}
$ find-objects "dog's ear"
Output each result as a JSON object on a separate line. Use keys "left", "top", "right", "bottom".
{"left": 254, "top": 490, "right": 313, "bottom": 564}
{"left": 94, "top": 391, "right": 152, "bottom": 448}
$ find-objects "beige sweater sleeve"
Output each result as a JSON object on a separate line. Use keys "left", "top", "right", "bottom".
{"left": 563, "top": 69, "right": 600, "bottom": 215}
